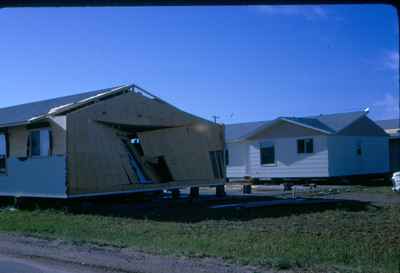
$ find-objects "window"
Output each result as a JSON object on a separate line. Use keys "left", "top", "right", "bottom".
{"left": 297, "top": 138, "right": 314, "bottom": 154}
{"left": 260, "top": 142, "right": 275, "bottom": 165}
{"left": 209, "top": 150, "right": 224, "bottom": 179}
{"left": 0, "top": 133, "right": 6, "bottom": 174}
{"left": 29, "top": 129, "right": 51, "bottom": 157}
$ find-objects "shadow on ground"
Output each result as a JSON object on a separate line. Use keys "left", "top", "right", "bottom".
{"left": 0, "top": 194, "right": 372, "bottom": 223}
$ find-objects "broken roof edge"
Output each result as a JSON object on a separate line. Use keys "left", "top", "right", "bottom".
{"left": 49, "top": 84, "right": 132, "bottom": 116}
{"left": 0, "top": 85, "right": 132, "bottom": 129}
{"left": 0, "top": 83, "right": 218, "bottom": 130}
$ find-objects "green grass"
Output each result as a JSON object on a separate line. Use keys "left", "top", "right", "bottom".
{"left": 0, "top": 202, "right": 399, "bottom": 273}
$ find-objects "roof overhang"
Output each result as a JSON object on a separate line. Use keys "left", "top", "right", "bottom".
{"left": 0, "top": 116, "right": 52, "bottom": 129}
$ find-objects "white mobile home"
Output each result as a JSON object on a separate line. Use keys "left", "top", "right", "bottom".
{"left": 226, "top": 111, "right": 389, "bottom": 180}
{"left": 375, "top": 118, "right": 400, "bottom": 172}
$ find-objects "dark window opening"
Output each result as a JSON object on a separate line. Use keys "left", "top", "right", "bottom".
{"left": 0, "top": 133, "right": 7, "bottom": 174}
{"left": 260, "top": 143, "right": 275, "bottom": 165}
{"left": 144, "top": 156, "right": 173, "bottom": 182}
{"left": 123, "top": 139, "right": 149, "bottom": 183}
{"left": 209, "top": 150, "right": 224, "bottom": 179}
{"left": 297, "top": 139, "right": 305, "bottom": 153}
{"left": 0, "top": 156, "right": 5, "bottom": 174}
{"left": 297, "top": 138, "right": 314, "bottom": 154}
{"left": 155, "top": 156, "right": 173, "bottom": 182}
{"left": 357, "top": 143, "right": 362, "bottom": 156}
{"left": 225, "top": 149, "right": 229, "bottom": 166}
{"left": 29, "top": 129, "right": 51, "bottom": 157}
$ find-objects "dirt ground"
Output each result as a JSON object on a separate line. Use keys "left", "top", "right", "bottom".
{"left": 0, "top": 234, "right": 274, "bottom": 273}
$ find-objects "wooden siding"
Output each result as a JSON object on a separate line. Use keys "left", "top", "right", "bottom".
{"left": 80, "top": 91, "right": 203, "bottom": 127}
{"left": 138, "top": 125, "right": 222, "bottom": 181}
{"left": 247, "top": 135, "right": 329, "bottom": 178}
{"left": 328, "top": 136, "right": 389, "bottom": 176}
{"left": 66, "top": 91, "right": 224, "bottom": 195}
{"left": 66, "top": 118, "right": 134, "bottom": 194}
{"left": 6, "top": 118, "right": 67, "bottom": 158}
{"left": 49, "top": 116, "right": 67, "bottom": 155}
{"left": 8, "top": 126, "right": 29, "bottom": 157}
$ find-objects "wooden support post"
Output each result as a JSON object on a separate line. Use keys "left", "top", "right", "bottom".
{"left": 171, "top": 189, "right": 180, "bottom": 199}
{"left": 190, "top": 187, "right": 199, "bottom": 198}
{"left": 243, "top": 184, "right": 252, "bottom": 194}
{"left": 216, "top": 185, "right": 226, "bottom": 197}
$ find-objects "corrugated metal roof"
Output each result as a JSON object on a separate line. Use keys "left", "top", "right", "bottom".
{"left": 225, "top": 111, "right": 367, "bottom": 142}
{"left": 375, "top": 119, "right": 399, "bottom": 130}
{"left": 0, "top": 87, "right": 114, "bottom": 126}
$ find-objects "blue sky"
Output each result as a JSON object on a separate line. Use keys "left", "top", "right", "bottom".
{"left": 0, "top": 4, "right": 398, "bottom": 123}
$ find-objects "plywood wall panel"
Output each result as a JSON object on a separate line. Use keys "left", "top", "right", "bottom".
{"left": 49, "top": 116, "right": 67, "bottom": 155}
{"left": 66, "top": 91, "right": 225, "bottom": 195}
{"left": 8, "top": 126, "right": 28, "bottom": 157}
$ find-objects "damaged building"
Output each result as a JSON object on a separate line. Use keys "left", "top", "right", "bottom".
{"left": 0, "top": 85, "right": 226, "bottom": 198}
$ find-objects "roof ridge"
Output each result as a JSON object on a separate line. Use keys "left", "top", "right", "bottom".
{"left": 225, "top": 120, "right": 271, "bottom": 126}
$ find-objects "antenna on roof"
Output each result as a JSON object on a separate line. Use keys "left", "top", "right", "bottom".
{"left": 212, "top": 115, "right": 220, "bottom": 123}
{"left": 364, "top": 107, "right": 370, "bottom": 113}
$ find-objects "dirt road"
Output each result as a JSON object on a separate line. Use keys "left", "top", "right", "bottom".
{"left": 0, "top": 254, "right": 104, "bottom": 273}
{"left": 0, "top": 234, "right": 270, "bottom": 273}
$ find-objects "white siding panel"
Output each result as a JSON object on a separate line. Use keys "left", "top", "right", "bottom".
{"left": 248, "top": 136, "right": 329, "bottom": 178}
{"left": 226, "top": 142, "right": 249, "bottom": 178}
{"left": 328, "top": 136, "right": 389, "bottom": 176}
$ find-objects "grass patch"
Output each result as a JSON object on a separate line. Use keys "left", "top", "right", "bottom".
{"left": 0, "top": 201, "right": 399, "bottom": 273}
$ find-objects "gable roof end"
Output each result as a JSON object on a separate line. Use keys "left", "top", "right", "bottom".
{"left": 225, "top": 111, "right": 369, "bottom": 142}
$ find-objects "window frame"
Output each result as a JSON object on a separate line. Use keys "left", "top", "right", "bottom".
{"left": 260, "top": 141, "right": 276, "bottom": 166}
{"left": 28, "top": 128, "right": 52, "bottom": 158}
{"left": 297, "top": 138, "right": 314, "bottom": 154}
